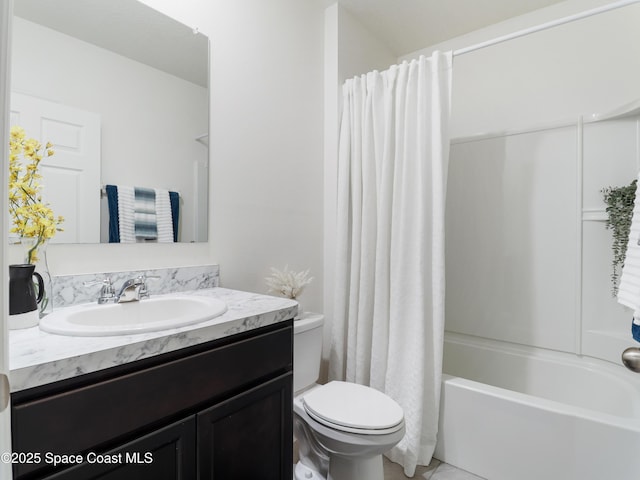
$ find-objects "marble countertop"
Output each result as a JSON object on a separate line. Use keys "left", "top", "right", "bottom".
{"left": 9, "top": 288, "right": 298, "bottom": 393}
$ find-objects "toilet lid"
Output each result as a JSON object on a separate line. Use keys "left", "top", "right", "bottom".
{"left": 302, "top": 381, "right": 404, "bottom": 434}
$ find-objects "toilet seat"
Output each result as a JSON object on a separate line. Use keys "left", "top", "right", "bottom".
{"left": 302, "top": 381, "right": 404, "bottom": 435}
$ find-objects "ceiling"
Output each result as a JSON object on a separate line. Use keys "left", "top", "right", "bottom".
{"left": 337, "top": 0, "right": 569, "bottom": 56}
{"left": 13, "top": 0, "right": 209, "bottom": 87}
{"left": 13, "top": 0, "right": 570, "bottom": 81}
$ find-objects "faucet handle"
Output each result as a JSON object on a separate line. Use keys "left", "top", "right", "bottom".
{"left": 83, "top": 275, "right": 117, "bottom": 304}
{"left": 135, "top": 274, "right": 160, "bottom": 299}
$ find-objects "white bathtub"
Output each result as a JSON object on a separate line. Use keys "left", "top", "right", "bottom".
{"left": 435, "top": 333, "right": 640, "bottom": 480}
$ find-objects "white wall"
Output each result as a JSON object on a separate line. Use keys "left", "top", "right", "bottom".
{"left": 447, "top": 126, "right": 580, "bottom": 353}
{"left": 336, "top": 6, "right": 396, "bottom": 83}
{"left": 399, "top": 0, "right": 640, "bottom": 363}
{"left": 400, "top": 0, "right": 640, "bottom": 138}
{"left": 138, "top": 0, "right": 326, "bottom": 311}
{"left": 11, "top": 17, "right": 208, "bottom": 243}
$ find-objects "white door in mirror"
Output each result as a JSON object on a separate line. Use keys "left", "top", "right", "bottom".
{"left": 10, "top": 92, "right": 101, "bottom": 243}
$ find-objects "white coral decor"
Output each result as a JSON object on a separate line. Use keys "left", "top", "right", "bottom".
{"left": 265, "top": 266, "right": 313, "bottom": 299}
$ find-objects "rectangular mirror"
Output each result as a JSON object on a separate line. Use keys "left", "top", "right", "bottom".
{"left": 10, "top": 0, "right": 209, "bottom": 244}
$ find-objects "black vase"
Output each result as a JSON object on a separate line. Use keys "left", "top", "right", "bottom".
{"left": 9, "top": 264, "right": 44, "bottom": 329}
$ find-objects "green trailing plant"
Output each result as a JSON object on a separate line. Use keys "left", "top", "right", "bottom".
{"left": 602, "top": 179, "right": 637, "bottom": 296}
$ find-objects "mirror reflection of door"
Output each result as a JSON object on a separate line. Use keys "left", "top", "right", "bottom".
{"left": 10, "top": 92, "right": 101, "bottom": 243}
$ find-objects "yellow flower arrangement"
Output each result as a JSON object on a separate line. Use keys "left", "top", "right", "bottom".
{"left": 9, "top": 126, "right": 63, "bottom": 263}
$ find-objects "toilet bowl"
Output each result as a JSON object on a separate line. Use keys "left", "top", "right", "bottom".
{"left": 294, "top": 382, "right": 405, "bottom": 480}
{"left": 293, "top": 314, "right": 405, "bottom": 480}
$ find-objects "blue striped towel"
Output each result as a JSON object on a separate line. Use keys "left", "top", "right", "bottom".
{"left": 134, "top": 187, "right": 158, "bottom": 240}
{"left": 106, "top": 185, "right": 179, "bottom": 243}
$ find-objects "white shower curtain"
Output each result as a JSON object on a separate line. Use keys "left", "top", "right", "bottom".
{"left": 329, "top": 51, "right": 452, "bottom": 477}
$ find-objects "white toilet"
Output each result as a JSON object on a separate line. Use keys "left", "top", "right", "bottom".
{"left": 293, "top": 313, "right": 405, "bottom": 480}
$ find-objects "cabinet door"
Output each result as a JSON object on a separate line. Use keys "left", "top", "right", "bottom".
{"left": 198, "top": 373, "right": 293, "bottom": 480}
{"left": 42, "top": 417, "right": 196, "bottom": 480}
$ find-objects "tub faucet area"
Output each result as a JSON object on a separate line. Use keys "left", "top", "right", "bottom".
{"left": 622, "top": 347, "right": 640, "bottom": 373}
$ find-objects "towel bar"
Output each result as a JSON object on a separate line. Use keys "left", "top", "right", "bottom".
{"left": 100, "top": 185, "right": 181, "bottom": 197}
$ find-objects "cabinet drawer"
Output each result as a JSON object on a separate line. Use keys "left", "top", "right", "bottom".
{"left": 12, "top": 323, "right": 292, "bottom": 478}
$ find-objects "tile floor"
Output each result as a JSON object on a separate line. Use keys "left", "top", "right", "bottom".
{"left": 383, "top": 457, "right": 486, "bottom": 480}
{"left": 294, "top": 441, "right": 484, "bottom": 479}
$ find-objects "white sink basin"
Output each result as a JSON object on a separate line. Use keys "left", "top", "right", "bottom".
{"left": 39, "top": 295, "right": 228, "bottom": 336}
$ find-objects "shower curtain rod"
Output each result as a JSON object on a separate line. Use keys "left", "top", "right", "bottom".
{"left": 452, "top": 0, "right": 640, "bottom": 57}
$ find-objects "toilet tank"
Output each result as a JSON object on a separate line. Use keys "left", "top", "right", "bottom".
{"left": 293, "top": 313, "right": 324, "bottom": 393}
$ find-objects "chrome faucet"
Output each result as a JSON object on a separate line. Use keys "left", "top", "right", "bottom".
{"left": 85, "top": 274, "right": 159, "bottom": 304}
{"left": 117, "top": 277, "right": 146, "bottom": 303}
{"left": 116, "top": 274, "right": 160, "bottom": 303}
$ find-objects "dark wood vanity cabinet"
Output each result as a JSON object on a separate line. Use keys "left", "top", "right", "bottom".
{"left": 197, "top": 374, "right": 292, "bottom": 479}
{"left": 11, "top": 321, "right": 294, "bottom": 480}
{"left": 43, "top": 417, "right": 197, "bottom": 480}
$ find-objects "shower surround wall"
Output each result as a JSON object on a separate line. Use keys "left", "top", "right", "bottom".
{"left": 446, "top": 107, "right": 640, "bottom": 364}
{"left": 446, "top": 124, "right": 579, "bottom": 353}
{"left": 398, "top": 0, "right": 640, "bottom": 364}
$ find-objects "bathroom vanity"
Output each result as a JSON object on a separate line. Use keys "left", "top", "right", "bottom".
{"left": 9, "top": 288, "right": 296, "bottom": 480}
